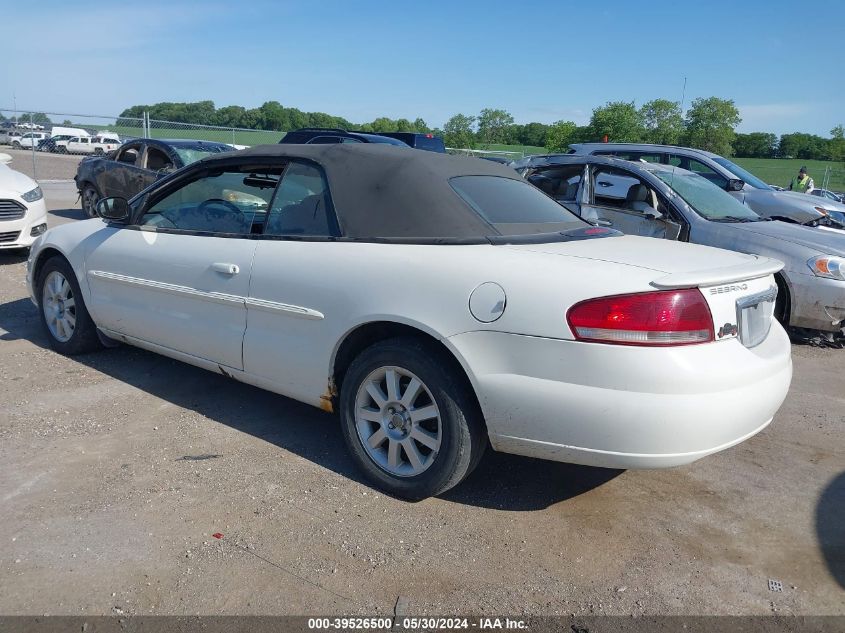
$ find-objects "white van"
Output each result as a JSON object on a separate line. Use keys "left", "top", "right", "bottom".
{"left": 49, "top": 126, "right": 90, "bottom": 139}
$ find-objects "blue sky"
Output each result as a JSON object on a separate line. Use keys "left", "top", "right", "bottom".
{"left": 4, "top": 0, "right": 843, "bottom": 135}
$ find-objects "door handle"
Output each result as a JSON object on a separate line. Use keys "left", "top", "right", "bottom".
{"left": 211, "top": 262, "right": 240, "bottom": 275}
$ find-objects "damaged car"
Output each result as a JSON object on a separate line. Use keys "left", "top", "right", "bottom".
{"left": 74, "top": 138, "right": 233, "bottom": 217}
{"left": 566, "top": 143, "right": 845, "bottom": 231}
{"left": 28, "top": 144, "right": 791, "bottom": 498}
{"left": 522, "top": 154, "right": 845, "bottom": 346}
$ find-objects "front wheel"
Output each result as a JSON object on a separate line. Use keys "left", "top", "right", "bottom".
{"left": 37, "top": 256, "right": 102, "bottom": 355}
{"left": 12, "top": 141, "right": 21, "bottom": 149}
{"left": 339, "top": 337, "right": 486, "bottom": 499}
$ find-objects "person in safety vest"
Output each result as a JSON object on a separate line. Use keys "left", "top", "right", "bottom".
{"left": 788, "top": 166, "right": 815, "bottom": 193}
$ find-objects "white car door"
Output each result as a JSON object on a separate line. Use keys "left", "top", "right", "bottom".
{"left": 84, "top": 166, "right": 278, "bottom": 370}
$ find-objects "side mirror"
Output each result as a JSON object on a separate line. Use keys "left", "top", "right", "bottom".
{"left": 95, "top": 197, "right": 130, "bottom": 222}
{"left": 727, "top": 179, "right": 745, "bottom": 192}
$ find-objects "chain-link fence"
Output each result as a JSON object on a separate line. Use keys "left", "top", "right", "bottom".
{"left": 0, "top": 108, "right": 283, "bottom": 181}
{"left": 2, "top": 108, "right": 843, "bottom": 196}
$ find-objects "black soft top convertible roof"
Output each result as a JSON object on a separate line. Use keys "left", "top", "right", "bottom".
{"left": 200, "top": 143, "right": 524, "bottom": 239}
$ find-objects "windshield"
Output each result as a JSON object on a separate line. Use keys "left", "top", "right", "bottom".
{"left": 651, "top": 168, "right": 762, "bottom": 221}
{"left": 173, "top": 145, "right": 232, "bottom": 166}
{"left": 450, "top": 175, "right": 586, "bottom": 234}
{"left": 712, "top": 157, "right": 772, "bottom": 190}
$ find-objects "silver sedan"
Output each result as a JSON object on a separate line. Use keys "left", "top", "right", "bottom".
{"left": 520, "top": 154, "right": 845, "bottom": 345}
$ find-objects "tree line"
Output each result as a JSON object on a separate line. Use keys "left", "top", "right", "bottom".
{"left": 445, "top": 99, "right": 845, "bottom": 161}
{"left": 4, "top": 100, "right": 843, "bottom": 161}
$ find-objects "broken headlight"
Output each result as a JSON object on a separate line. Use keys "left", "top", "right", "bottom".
{"left": 808, "top": 256, "right": 845, "bottom": 281}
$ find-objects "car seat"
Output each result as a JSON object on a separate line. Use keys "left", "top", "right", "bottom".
{"left": 625, "top": 184, "right": 658, "bottom": 215}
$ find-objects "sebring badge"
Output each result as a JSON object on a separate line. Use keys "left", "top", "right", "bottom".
{"left": 709, "top": 283, "right": 749, "bottom": 295}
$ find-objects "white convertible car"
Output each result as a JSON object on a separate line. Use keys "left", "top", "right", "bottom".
{"left": 27, "top": 144, "right": 793, "bottom": 498}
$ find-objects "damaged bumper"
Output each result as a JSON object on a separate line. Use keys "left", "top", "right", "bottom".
{"left": 787, "top": 272, "right": 845, "bottom": 333}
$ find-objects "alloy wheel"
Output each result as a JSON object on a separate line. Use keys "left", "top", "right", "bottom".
{"left": 42, "top": 271, "right": 77, "bottom": 342}
{"left": 354, "top": 365, "right": 442, "bottom": 477}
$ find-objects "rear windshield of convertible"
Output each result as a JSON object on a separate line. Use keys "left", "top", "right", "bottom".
{"left": 449, "top": 175, "right": 584, "bottom": 230}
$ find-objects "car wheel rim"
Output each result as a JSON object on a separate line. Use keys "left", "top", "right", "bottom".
{"left": 42, "top": 271, "right": 76, "bottom": 343}
{"left": 354, "top": 365, "right": 442, "bottom": 477}
{"left": 83, "top": 188, "right": 99, "bottom": 215}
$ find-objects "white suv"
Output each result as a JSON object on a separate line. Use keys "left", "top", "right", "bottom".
{"left": 13, "top": 132, "right": 49, "bottom": 149}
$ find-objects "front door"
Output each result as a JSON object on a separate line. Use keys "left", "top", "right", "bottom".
{"left": 85, "top": 165, "right": 279, "bottom": 369}
{"left": 579, "top": 165, "right": 682, "bottom": 240}
{"left": 100, "top": 142, "right": 148, "bottom": 200}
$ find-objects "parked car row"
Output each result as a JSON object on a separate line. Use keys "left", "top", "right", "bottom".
{"left": 0, "top": 125, "right": 123, "bottom": 154}
{"left": 517, "top": 153, "right": 845, "bottom": 345}
{"left": 32, "top": 144, "right": 792, "bottom": 499}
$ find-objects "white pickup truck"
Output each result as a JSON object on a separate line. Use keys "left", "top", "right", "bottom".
{"left": 66, "top": 135, "right": 121, "bottom": 155}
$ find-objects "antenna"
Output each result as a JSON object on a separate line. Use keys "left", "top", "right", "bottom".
{"left": 669, "top": 77, "right": 687, "bottom": 190}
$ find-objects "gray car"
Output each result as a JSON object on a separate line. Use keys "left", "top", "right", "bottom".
{"left": 565, "top": 143, "right": 845, "bottom": 230}
{"left": 520, "top": 154, "right": 845, "bottom": 344}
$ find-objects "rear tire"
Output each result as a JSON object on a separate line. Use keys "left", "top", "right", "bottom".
{"left": 37, "top": 256, "right": 102, "bottom": 355}
{"left": 774, "top": 274, "right": 790, "bottom": 326}
{"left": 339, "top": 337, "right": 486, "bottom": 499}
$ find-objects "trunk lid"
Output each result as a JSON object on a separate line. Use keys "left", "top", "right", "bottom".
{"left": 505, "top": 235, "right": 783, "bottom": 347}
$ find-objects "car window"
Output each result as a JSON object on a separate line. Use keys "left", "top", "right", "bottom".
{"left": 591, "top": 166, "right": 661, "bottom": 216}
{"left": 651, "top": 168, "right": 760, "bottom": 221}
{"left": 140, "top": 168, "right": 282, "bottom": 234}
{"left": 450, "top": 175, "right": 584, "bottom": 230}
{"left": 308, "top": 136, "right": 344, "bottom": 144}
{"left": 116, "top": 143, "right": 142, "bottom": 165}
{"left": 668, "top": 155, "right": 728, "bottom": 188}
{"left": 172, "top": 145, "right": 232, "bottom": 165}
{"left": 265, "top": 161, "right": 337, "bottom": 236}
{"left": 526, "top": 165, "right": 584, "bottom": 202}
{"left": 145, "top": 147, "right": 174, "bottom": 171}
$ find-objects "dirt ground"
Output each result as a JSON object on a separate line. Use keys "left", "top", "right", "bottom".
{"left": 0, "top": 183, "right": 842, "bottom": 617}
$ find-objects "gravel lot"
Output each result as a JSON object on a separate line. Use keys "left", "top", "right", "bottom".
{"left": 1, "top": 146, "right": 84, "bottom": 181}
{"left": 0, "top": 183, "right": 842, "bottom": 617}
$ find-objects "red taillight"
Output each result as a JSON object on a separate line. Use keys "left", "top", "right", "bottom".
{"left": 567, "top": 289, "right": 714, "bottom": 346}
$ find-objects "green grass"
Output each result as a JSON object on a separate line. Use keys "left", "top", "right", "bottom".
{"left": 732, "top": 158, "right": 845, "bottom": 192}
{"left": 86, "top": 123, "right": 281, "bottom": 147}
{"left": 482, "top": 143, "right": 547, "bottom": 156}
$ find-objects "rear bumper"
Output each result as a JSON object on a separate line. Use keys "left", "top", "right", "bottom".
{"left": 448, "top": 325, "right": 792, "bottom": 469}
{"left": 787, "top": 272, "right": 845, "bottom": 332}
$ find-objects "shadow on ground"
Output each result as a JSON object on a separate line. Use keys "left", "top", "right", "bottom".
{"left": 0, "top": 250, "right": 30, "bottom": 266}
{"left": 816, "top": 471, "right": 845, "bottom": 589}
{"left": 49, "top": 208, "right": 87, "bottom": 221}
{"left": 0, "top": 296, "right": 620, "bottom": 510}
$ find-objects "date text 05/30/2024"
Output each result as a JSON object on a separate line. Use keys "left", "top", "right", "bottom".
{"left": 307, "top": 617, "right": 528, "bottom": 630}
